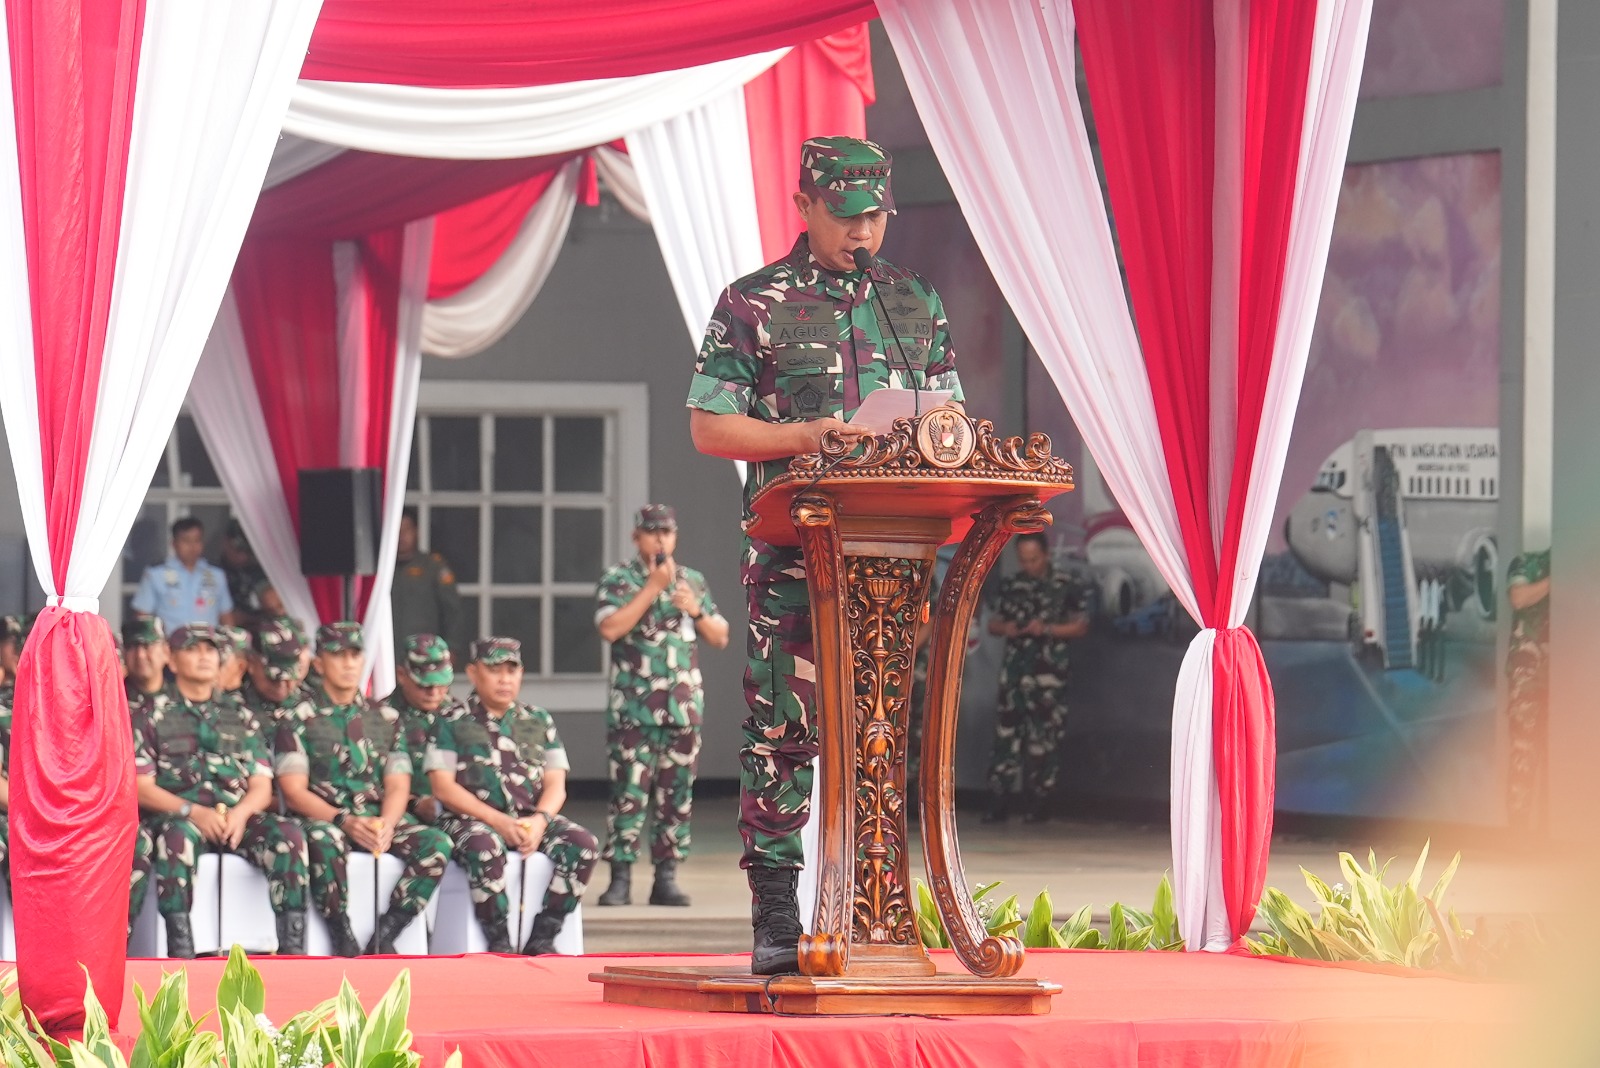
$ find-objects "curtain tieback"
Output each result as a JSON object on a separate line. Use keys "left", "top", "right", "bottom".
{"left": 47, "top": 595, "right": 99, "bottom": 613}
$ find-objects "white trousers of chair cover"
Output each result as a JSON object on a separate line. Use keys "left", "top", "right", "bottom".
{"left": 429, "top": 853, "right": 584, "bottom": 956}
{"left": 127, "top": 854, "right": 278, "bottom": 957}
{"left": 304, "top": 853, "right": 440, "bottom": 956}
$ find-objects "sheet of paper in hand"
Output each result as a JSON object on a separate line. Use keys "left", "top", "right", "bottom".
{"left": 845, "top": 389, "right": 954, "bottom": 434}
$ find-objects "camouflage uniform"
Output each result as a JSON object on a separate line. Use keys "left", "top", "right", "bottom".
{"left": 426, "top": 689, "right": 598, "bottom": 918}
{"left": 240, "top": 618, "right": 313, "bottom": 730}
{"left": 393, "top": 552, "right": 464, "bottom": 656}
{"left": 131, "top": 684, "right": 310, "bottom": 916}
{"left": 686, "top": 140, "right": 962, "bottom": 869}
{"left": 595, "top": 555, "right": 717, "bottom": 865}
{"left": 274, "top": 672, "right": 449, "bottom": 922}
{"left": 986, "top": 568, "right": 1090, "bottom": 801}
{"left": 1506, "top": 550, "right": 1551, "bottom": 831}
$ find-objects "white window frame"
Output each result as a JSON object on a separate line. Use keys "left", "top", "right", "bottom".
{"left": 413, "top": 381, "right": 649, "bottom": 712}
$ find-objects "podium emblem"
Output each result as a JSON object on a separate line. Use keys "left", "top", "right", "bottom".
{"left": 916, "top": 406, "right": 976, "bottom": 469}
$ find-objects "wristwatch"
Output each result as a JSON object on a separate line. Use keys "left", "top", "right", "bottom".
{"left": 178, "top": 801, "right": 192, "bottom": 819}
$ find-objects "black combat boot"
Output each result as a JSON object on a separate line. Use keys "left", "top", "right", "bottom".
{"left": 164, "top": 914, "right": 196, "bottom": 959}
{"left": 748, "top": 867, "right": 802, "bottom": 976}
{"left": 980, "top": 793, "right": 1009, "bottom": 824}
{"left": 521, "top": 911, "right": 565, "bottom": 956}
{"left": 596, "top": 862, "right": 631, "bottom": 906}
{"left": 483, "top": 918, "right": 513, "bottom": 954}
{"left": 275, "top": 909, "right": 307, "bottom": 955}
{"left": 365, "top": 908, "right": 417, "bottom": 955}
{"left": 327, "top": 912, "right": 362, "bottom": 958}
{"left": 648, "top": 859, "right": 691, "bottom": 907}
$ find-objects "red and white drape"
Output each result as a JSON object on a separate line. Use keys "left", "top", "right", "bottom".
{"left": 879, "top": 0, "right": 1371, "bottom": 949}
{"left": 0, "top": 0, "right": 322, "bottom": 1030}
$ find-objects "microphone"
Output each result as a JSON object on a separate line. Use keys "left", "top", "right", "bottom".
{"left": 852, "top": 247, "right": 922, "bottom": 419}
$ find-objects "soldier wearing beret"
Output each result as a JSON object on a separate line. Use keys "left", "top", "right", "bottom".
{"left": 593, "top": 504, "right": 728, "bottom": 909}
{"left": 686, "top": 135, "right": 964, "bottom": 974}
{"left": 426, "top": 637, "right": 598, "bottom": 955}
{"left": 131, "top": 623, "right": 312, "bottom": 957}
{"left": 274, "top": 622, "right": 450, "bottom": 956}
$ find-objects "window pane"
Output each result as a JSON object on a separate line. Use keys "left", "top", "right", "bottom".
{"left": 553, "top": 416, "right": 605, "bottom": 492}
{"left": 430, "top": 507, "right": 481, "bottom": 584}
{"left": 453, "top": 594, "right": 480, "bottom": 662}
{"left": 552, "top": 508, "right": 605, "bottom": 582}
{"left": 406, "top": 430, "right": 420, "bottom": 492}
{"left": 176, "top": 416, "right": 220, "bottom": 488}
{"left": 492, "top": 506, "right": 543, "bottom": 584}
{"left": 429, "top": 416, "right": 481, "bottom": 491}
{"left": 149, "top": 438, "right": 172, "bottom": 489}
{"left": 189, "top": 505, "right": 232, "bottom": 562}
{"left": 122, "top": 503, "right": 168, "bottom": 584}
{"left": 494, "top": 416, "right": 544, "bottom": 492}
{"left": 490, "top": 596, "right": 542, "bottom": 672}
{"left": 552, "top": 596, "right": 603, "bottom": 674}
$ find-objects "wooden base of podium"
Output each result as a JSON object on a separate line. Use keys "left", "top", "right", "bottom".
{"left": 588, "top": 965, "right": 1061, "bottom": 1016}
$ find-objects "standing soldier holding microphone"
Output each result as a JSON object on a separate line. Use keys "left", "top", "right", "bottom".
{"left": 593, "top": 505, "right": 728, "bottom": 908}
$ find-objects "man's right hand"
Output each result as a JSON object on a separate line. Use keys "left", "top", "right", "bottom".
{"left": 494, "top": 812, "right": 532, "bottom": 850}
{"left": 646, "top": 555, "right": 676, "bottom": 592}
{"left": 341, "top": 813, "right": 383, "bottom": 852}
{"left": 796, "top": 417, "right": 871, "bottom": 454}
{"left": 187, "top": 805, "right": 228, "bottom": 844}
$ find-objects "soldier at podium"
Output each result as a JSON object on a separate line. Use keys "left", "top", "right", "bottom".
{"left": 686, "top": 135, "right": 964, "bottom": 975}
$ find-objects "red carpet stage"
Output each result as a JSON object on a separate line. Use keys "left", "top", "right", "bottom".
{"left": 122, "top": 950, "right": 1519, "bottom": 1068}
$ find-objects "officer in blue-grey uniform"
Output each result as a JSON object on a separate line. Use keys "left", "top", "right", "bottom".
{"left": 131, "top": 517, "right": 236, "bottom": 634}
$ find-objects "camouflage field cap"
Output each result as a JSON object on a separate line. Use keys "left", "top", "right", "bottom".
{"left": 799, "top": 136, "right": 896, "bottom": 218}
{"left": 253, "top": 618, "right": 304, "bottom": 681}
{"left": 124, "top": 617, "right": 166, "bottom": 648}
{"left": 316, "top": 621, "right": 365, "bottom": 655}
{"left": 634, "top": 504, "right": 678, "bottom": 532}
{"left": 218, "top": 625, "right": 251, "bottom": 659}
{"left": 403, "top": 633, "right": 454, "bottom": 686}
{"left": 169, "top": 623, "right": 221, "bottom": 650}
{"left": 468, "top": 636, "right": 522, "bottom": 666}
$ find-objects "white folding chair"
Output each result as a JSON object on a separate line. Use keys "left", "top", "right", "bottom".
{"left": 128, "top": 853, "right": 277, "bottom": 956}
{"left": 305, "top": 853, "right": 438, "bottom": 956}
{"left": 430, "top": 852, "right": 583, "bottom": 955}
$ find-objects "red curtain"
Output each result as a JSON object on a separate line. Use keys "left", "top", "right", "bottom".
{"left": 234, "top": 151, "right": 577, "bottom": 625}
{"left": 303, "top": 0, "right": 878, "bottom": 87}
{"left": 5, "top": 0, "right": 145, "bottom": 1033}
{"left": 1074, "top": 0, "right": 1318, "bottom": 941}
{"left": 427, "top": 169, "right": 562, "bottom": 300}
{"left": 743, "top": 23, "right": 876, "bottom": 262}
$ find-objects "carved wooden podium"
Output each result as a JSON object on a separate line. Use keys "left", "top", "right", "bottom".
{"left": 592, "top": 408, "right": 1075, "bottom": 1015}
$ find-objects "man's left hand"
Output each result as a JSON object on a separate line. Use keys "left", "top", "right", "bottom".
{"left": 670, "top": 581, "right": 699, "bottom": 616}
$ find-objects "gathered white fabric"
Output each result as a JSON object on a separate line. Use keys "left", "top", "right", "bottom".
{"left": 283, "top": 50, "right": 786, "bottom": 160}
{"left": 591, "top": 145, "right": 651, "bottom": 222}
{"left": 422, "top": 159, "right": 582, "bottom": 358}
{"left": 190, "top": 291, "right": 324, "bottom": 633}
{"left": 264, "top": 134, "right": 344, "bottom": 190}
{"left": 0, "top": 0, "right": 323, "bottom": 604}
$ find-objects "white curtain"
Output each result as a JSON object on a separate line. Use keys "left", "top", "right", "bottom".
{"left": 878, "top": 0, "right": 1370, "bottom": 948}
{"left": 283, "top": 50, "right": 785, "bottom": 160}
{"left": 265, "top": 134, "right": 344, "bottom": 189}
{"left": 0, "top": 0, "right": 325, "bottom": 611}
{"left": 592, "top": 145, "right": 652, "bottom": 222}
{"left": 626, "top": 85, "right": 766, "bottom": 344}
{"left": 360, "top": 218, "right": 433, "bottom": 696}
{"left": 422, "top": 159, "right": 583, "bottom": 358}
{"left": 190, "top": 291, "right": 322, "bottom": 633}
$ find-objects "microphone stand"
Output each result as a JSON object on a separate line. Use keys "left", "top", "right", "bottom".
{"left": 852, "top": 247, "right": 923, "bottom": 419}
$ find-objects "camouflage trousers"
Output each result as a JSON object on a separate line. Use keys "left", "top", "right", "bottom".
{"left": 740, "top": 572, "right": 817, "bottom": 870}
{"left": 1506, "top": 638, "right": 1549, "bottom": 832}
{"left": 143, "top": 811, "right": 309, "bottom": 916}
{"left": 987, "top": 672, "right": 1066, "bottom": 798}
{"left": 438, "top": 812, "right": 597, "bottom": 923}
{"left": 295, "top": 815, "right": 450, "bottom": 921}
{"left": 129, "top": 822, "right": 154, "bottom": 924}
{"left": 603, "top": 721, "right": 700, "bottom": 865}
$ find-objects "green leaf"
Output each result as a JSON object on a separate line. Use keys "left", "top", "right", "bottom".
{"left": 971, "top": 881, "right": 1001, "bottom": 903}
{"left": 1150, "top": 873, "right": 1182, "bottom": 950}
{"left": 1022, "top": 890, "right": 1056, "bottom": 949}
{"left": 442, "top": 1050, "right": 462, "bottom": 1068}
{"left": 1107, "top": 902, "right": 1128, "bottom": 951}
{"left": 216, "top": 946, "right": 265, "bottom": 1019}
{"left": 331, "top": 979, "right": 367, "bottom": 1068}
{"left": 1429, "top": 852, "right": 1462, "bottom": 909}
{"left": 1406, "top": 839, "right": 1432, "bottom": 893}
{"left": 77, "top": 975, "right": 122, "bottom": 1068}
{"left": 354, "top": 971, "right": 414, "bottom": 1068}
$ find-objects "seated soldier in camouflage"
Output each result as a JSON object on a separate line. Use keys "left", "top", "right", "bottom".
{"left": 276, "top": 622, "right": 451, "bottom": 957}
{"left": 240, "top": 618, "right": 312, "bottom": 730}
{"left": 215, "top": 625, "right": 251, "bottom": 701}
{"left": 426, "top": 637, "right": 598, "bottom": 955}
{"left": 123, "top": 617, "right": 169, "bottom": 704}
{"left": 131, "top": 624, "right": 312, "bottom": 957}
{"left": 0, "top": 616, "right": 21, "bottom": 706}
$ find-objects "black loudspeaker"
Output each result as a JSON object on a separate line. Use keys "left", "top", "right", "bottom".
{"left": 298, "top": 468, "right": 382, "bottom": 576}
